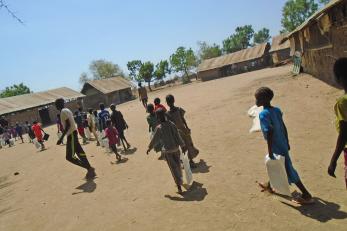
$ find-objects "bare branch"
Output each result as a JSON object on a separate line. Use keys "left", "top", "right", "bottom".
{"left": 0, "top": 0, "right": 24, "bottom": 24}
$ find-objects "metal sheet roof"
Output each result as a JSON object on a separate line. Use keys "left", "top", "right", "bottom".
{"left": 281, "top": 0, "right": 343, "bottom": 42}
{"left": 81, "top": 77, "right": 133, "bottom": 95}
{"left": 197, "top": 43, "right": 269, "bottom": 72}
{"left": 0, "top": 87, "right": 85, "bottom": 115}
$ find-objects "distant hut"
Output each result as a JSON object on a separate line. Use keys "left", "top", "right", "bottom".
{"left": 269, "top": 34, "right": 291, "bottom": 66}
{"left": 197, "top": 43, "right": 271, "bottom": 81}
{"left": 0, "top": 87, "right": 85, "bottom": 126}
{"left": 282, "top": 0, "right": 347, "bottom": 86}
{"left": 81, "top": 77, "right": 134, "bottom": 109}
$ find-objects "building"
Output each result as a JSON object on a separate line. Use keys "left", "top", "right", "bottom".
{"left": 197, "top": 43, "right": 271, "bottom": 81}
{"left": 81, "top": 77, "right": 134, "bottom": 109}
{"left": 0, "top": 87, "right": 85, "bottom": 126}
{"left": 282, "top": 0, "right": 347, "bottom": 86}
{"left": 269, "top": 34, "right": 291, "bottom": 66}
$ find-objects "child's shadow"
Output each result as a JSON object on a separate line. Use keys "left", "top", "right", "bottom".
{"left": 280, "top": 197, "right": 347, "bottom": 222}
{"left": 121, "top": 147, "right": 137, "bottom": 155}
{"left": 110, "top": 158, "right": 129, "bottom": 165}
{"left": 192, "top": 159, "right": 211, "bottom": 174}
{"left": 72, "top": 179, "right": 96, "bottom": 195}
{"left": 164, "top": 181, "right": 208, "bottom": 202}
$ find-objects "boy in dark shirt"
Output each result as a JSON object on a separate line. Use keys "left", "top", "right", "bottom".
{"left": 110, "top": 104, "right": 131, "bottom": 151}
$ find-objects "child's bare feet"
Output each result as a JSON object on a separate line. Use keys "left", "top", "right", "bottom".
{"left": 257, "top": 181, "right": 274, "bottom": 193}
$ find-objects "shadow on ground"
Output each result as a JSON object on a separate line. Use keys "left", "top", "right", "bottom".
{"left": 165, "top": 181, "right": 207, "bottom": 202}
{"left": 281, "top": 197, "right": 347, "bottom": 222}
{"left": 72, "top": 179, "right": 97, "bottom": 195}
{"left": 121, "top": 147, "right": 137, "bottom": 155}
{"left": 192, "top": 159, "right": 211, "bottom": 174}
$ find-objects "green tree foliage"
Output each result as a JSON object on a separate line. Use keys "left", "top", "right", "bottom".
{"left": 170, "top": 47, "right": 197, "bottom": 83}
{"left": 127, "top": 60, "right": 143, "bottom": 83}
{"left": 222, "top": 25, "right": 254, "bottom": 53}
{"left": 154, "top": 60, "right": 171, "bottom": 81}
{"left": 319, "top": 0, "right": 330, "bottom": 4}
{"left": 281, "top": 0, "right": 318, "bottom": 32}
{"left": 0, "top": 83, "right": 31, "bottom": 98}
{"left": 79, "top": 72, "right": 89, "bottom": 85}
{"left": 197, "top": 41, "right": 222, "bottom": 61}
{"left": 253, "top": 28, "right": 271, "bottom": 44}
{"left": 79, "top": 59, "right": 124, "bottom": 84}
{"left": 139, "top": 61, "right": 154, "bottom": 91}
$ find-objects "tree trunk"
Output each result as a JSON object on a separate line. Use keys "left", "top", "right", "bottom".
{"left": 147, "top": 81, "right": 152, "bottom": 91}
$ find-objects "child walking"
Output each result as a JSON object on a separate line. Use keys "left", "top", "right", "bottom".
{"left": 103, "top": 120, "right": 122, "bottom": 162}
{"left": 255, "top": 87, "right": 313, "bottom": 204}
{"left": 147, "top": 109, "right": 186, "bottom": 193}
{"left": 110, "top": 104, "right": 131, "bottom": 151}
{"left": 32, "top": 121, "right": 46, "bottom": 151}
{"left": 55, "top": 98, "right": 96, "bottom": 179}
{"left": 154, "top": 98, "right": 167, "bottom": 112}
{"left": 166, "top": 94, "right": 199, "bottom": 168}
{"left": 87, "top": 108, "right": 100, "bottom": 146}
{"left": 328, "top": 58, "right": 347, "bottom": 188}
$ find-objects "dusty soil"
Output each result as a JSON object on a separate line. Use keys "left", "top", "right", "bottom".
{"left": 1, "top": 65, "right": 347, "bottom": 231}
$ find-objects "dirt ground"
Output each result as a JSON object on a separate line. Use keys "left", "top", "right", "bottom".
{"left": 1, "top": 65, "right": 347, "bottom": 231}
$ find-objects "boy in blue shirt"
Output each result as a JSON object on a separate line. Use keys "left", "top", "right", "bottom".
{"left": 255, "top": 87, "right": 313, "bottom": 204}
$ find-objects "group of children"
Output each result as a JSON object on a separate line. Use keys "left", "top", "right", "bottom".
{"left": 0, "top": 121, "right": 46, "bottom": 150}
{"left": 54, "top": 100, "right": 133, "bottom": 178}
{"left": 255, "top": 58, "right": 347, "bottom": 205}
{"left": 146, "top": 95, "right": 199, "bottom": 193}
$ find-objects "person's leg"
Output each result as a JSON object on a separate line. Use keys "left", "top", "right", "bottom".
{"left": 65, "top": 132, "right": 91, "bottom": 169}
{"left": 164, "top": 151, "right": 183, "bottom": 192}
{"left": 110, "top": 145, "right": 121, "bottom": 161}
{"left": 92, "top": 129, "right": 100, "bottom": 146}
{"left": 120, "top": 130, "right": 130, "bottom": 148}
{"left": 39, "top": 140, "right": 45, "bottom": 150}
{"left": 20, "top": 134, "right": 24, "bottom": 143}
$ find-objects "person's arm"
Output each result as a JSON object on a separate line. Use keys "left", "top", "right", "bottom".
{"left": 121, "top": 113, "right": 128, "bottom": 129}
{"left": 180, "top": 108, "right": 190, "bottom": 131}
{"left": 147, "top": 127, "right": 160, "bottom": 154}
{"left": 57, "top": 119, "right": 70, "bottom": 145}
{"left": 266, "top": 128, "right": 274, "bottom": 159}
{"left": 328, "top": 121, "right": 347, "bottom": 177}
{"left": 283, "top": 122, "right": 290, "bottom": 150}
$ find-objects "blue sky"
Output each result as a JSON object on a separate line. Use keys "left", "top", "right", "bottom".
{"left": 0, "top": 0, "right": 288, "bottom": 92}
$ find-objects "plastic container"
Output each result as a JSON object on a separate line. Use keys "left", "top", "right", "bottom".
{"left": 265, "top": 154, "right": 291, "bottom": 196}
{"left": 180, "top": 152, "right": 193, "bottom": 185}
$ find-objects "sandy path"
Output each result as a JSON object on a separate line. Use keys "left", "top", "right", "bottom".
{"left": 1, "top": 65, "right": 347, "bottom": 230}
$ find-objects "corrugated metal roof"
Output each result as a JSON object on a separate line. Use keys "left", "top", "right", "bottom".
{"left": 81, "top": 77, "right": 133, "bottom": 95}
{"left": 0, "top": 87, "right": 85, "bottom": 115}
{"left": 282, "top": 0, "right": 343, "bottom": 42}
{"left": 269, "top": 34, "right": 290, "bottom": 52}
{"left": 197, "top": 43, "right": 269, "bottom": 72}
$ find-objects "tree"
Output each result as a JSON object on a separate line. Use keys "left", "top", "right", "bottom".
{"left": 0, "top": 83, "right": 31, "bottom": 98}
{"left": 170, "top": 47, "right": 197, "bottom": 83}
{"left": 127, "top": 60, "right": 143, "bottom": 83}
{"left": 197, "top": 41, "right": 222, "bottom": 61}
{"left": 90, "top": 59, "right": 124, "bottom": 80}
{"left": 319, "top": 0, "right": 330, "bottom": 4}
{"left": 139, "top": 61, "right": 154, "bottom": 91}
{"left": 79, "top": 72, "right": 90, "bottom": 85}
{"left": 79, "top": 59, "right": 124, "bottom": 85}
{"left": 154, "top": 60, "right": 171, "bottom": 81}
{"left": 222, "top": 25, "right": 254, "bottom": 53}
{"left": 253, "top": 28, "right": 271, "bottom": 44}
{"left": 281, "top": 0, "right": 318, "bottom": 32}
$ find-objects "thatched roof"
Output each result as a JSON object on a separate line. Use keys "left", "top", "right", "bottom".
{"left": 281, "top": 0, "right": 343, "bottom": 43}
{"left": 81, "top": 77, "right": 133, "bottom": 95}
{"left": 269, "top": 34, "right": 290, "bottom": 52}
{"left": 198, "top": 43, "right": 269, "bottom": 72}
{"left": 0, "top": 87, "right": 85, "bottom": 115}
